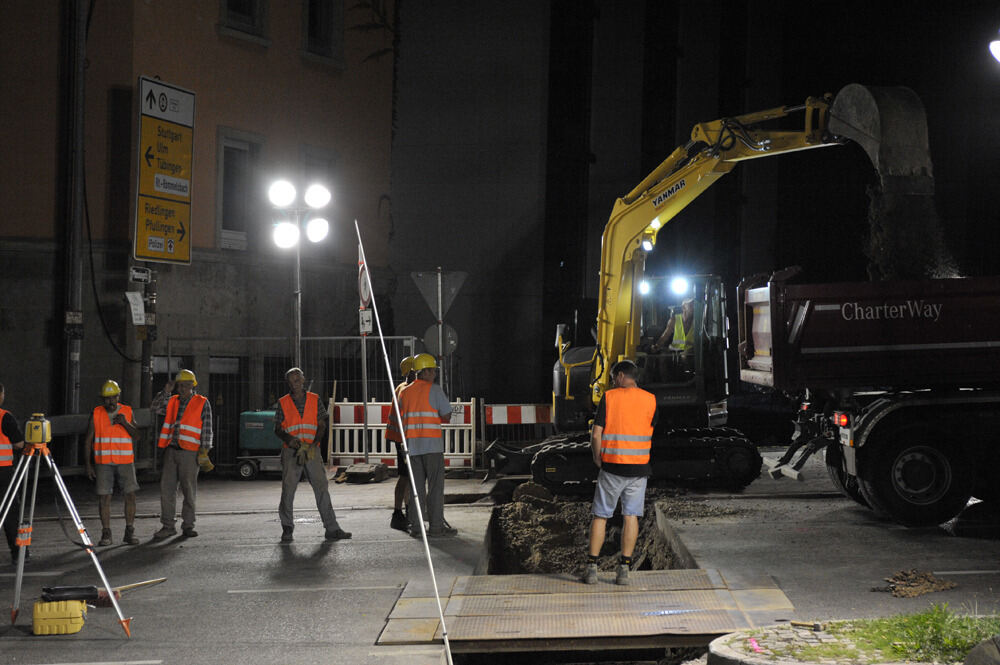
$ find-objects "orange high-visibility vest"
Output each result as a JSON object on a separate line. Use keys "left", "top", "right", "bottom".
{"left": 280, "top": 392, "right": 319, "bottom": 447}
{"left": 158, "top": 394, "right": 207, "bottom": 451}
{"left": 385, "top": 382, "right": 408, "bottom": 443}
{"left": 399, "top": 380, "right": 444, "bottom": 440}
{"left": 599, "top": 387, "right": 656, "bottom": 465}
{"left": 93, "top": 404, "right": 134, "bottom": 464}
{"left": 0, "top": 409, "right": 12, "bottom": 467}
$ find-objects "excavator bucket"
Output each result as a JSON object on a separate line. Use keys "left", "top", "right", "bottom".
{"left": 828, "top": 84, "right": 956, "bottom": 280}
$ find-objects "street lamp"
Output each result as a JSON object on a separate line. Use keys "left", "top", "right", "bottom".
{"left": 991, "top": 30, "right": 1000, "bottom": 63}
{"left": 268, "top": 179, "right": 331, "bottom": 367}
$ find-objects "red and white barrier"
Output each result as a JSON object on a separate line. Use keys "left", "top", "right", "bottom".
{"left": 484, "top": 404, "right": 551, "bottom": 425}
{"left": 328, "top": 399, "right": 476, "bottom": 468}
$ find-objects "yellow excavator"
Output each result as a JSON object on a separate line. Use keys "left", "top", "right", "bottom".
{"left": 526, "top": 85, "right": 931, "bottom": 493}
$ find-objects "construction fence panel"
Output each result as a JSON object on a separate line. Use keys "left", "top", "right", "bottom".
{"left": 161, "top": 336, "right": 417, "bottom": 471}
{"left": 480, "top": 403, "right": 554, "bottom": 446}
{"left": 330, "top": 400, "right": 477, "bottom": 469}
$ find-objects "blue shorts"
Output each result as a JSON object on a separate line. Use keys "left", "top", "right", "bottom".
{"left": 591, "top": 469, "right": 647, "bottom": 518}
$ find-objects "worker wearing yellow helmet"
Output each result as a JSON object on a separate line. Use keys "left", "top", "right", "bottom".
{"left": 83, "top": 379, "right": 140, "bottom": 546}
{"left": 387, "top": 356, "right": 416, "bottom": 531}
{"left": 150, "top": 369, "right": 213, "bottom": 540}
{"left": 398, "top": 352, "right": 457, "bottom": 538}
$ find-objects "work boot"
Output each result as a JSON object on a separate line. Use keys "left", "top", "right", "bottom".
{"left": 123, "top": 526, "right": 139, "bottom": 546}
{"left": 281, "top": 526, "right": 294, "bottom": 543}
{"left": 325, "top": 528, "right": 352, "bottom": 541}
{"left": 152, "top": 525, "right": 177, "bottom": 541}
{"left": 182, "top": 527, "right": 198, "bottom": 538}
{"left": 98, "top": 528, "right": 113, "bottom": 546}
{"left": 582, "top": 563, "right": 599, "bottom": 585}
{"left": 426, "top": 524, "right": 458, "bottom": 538}
{"left": 390, "top": 509, "right": 409, "bottom": 532}
{"left": 615, "top": 564, "right": 631, "bottom": 586}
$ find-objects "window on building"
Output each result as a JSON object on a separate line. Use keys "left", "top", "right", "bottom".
{"left": 302, "top": 0, "right": 344, "bottom": 66}
{"left": 217, "top": 129, "right": 263, "bottom": 251}
{"left": 219, "top": 0, "right": 269, "bottom": 44}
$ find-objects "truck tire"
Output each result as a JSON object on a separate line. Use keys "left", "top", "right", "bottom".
{"left": 857, "top": 425, "right": 972, "bottom": 526}
{"left": 824, "top": 444, "right": 869, "bottom": 508}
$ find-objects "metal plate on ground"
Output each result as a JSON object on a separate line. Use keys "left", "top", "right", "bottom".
{"left": 437, "top": 608, "right": 751, "bottom": 641}
{"left": 450, "top": 569, "right": 724, "bottom": 596}
{"left": 377, "top": 618, "right": 440, "bottom": 645}
{"left": 444, "top": 589, "right": 735, "bottom": 616}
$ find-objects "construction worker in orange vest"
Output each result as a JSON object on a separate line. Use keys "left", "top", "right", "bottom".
{"left": 583, "top": 360, "right": 657, "bottom": 586}
{"left": 0, "top": 382, "right": 27, "bottom": 564}
{"left": 151, "top": 369, "right": 212, "bottom": 540}
{"left": 274, "top": 367, "right": 351, "bottom": 543}
{"left": 387, "top": 356, "right": 415, "bottom": 532}
{"left": 83, "top": 380, "right": 140, "bottom": 546}
{"left": 398, "top": 353, "right": 456, "bottom": 538}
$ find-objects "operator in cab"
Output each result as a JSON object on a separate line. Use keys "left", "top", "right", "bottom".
{"left": 651, "top": 298, "right": 694, "bottom": 354}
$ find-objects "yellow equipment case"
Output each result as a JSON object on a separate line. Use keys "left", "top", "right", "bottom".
{"left": 32, "top": 599, "right": 87, "bottom": 635}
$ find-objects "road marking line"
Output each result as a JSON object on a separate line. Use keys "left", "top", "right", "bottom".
{"left": 37, "top": 661, "right": 162, "bottom": 665}
{"left": 228, "top": 585, "right": 402, "bottom": 594}
{"left": 933, "top": 569, "right": 1000, "bottom": 575}
{"left": 0, "top": 570, "right": 64, "bottom": 577}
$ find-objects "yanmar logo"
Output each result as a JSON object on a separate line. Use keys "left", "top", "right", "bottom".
{"left": 652, "top": 179, "right": 686, "bottom": 208}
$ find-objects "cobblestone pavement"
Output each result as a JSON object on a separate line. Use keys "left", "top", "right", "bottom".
{"left": 710, "top": 624, "right": 925, "bottom": 665}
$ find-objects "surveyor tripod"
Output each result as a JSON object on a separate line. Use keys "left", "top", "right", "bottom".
{"left": 0, "top": 414, "right": 131, "bottom": 636}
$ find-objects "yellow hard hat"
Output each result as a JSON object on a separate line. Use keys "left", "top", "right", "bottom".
{"left": 412, "top": 353, "right": 437, "bottom": 372}
{"left": 399, "top": 356, "right": 414, "bottom": 377}
{"left": 100, "top": 380, "right": 121, "bottom": 397}
{"left": 175, "top": 369, "right": 198, "bottom": 386}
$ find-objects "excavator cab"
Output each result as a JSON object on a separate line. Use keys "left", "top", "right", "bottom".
{"left": 634, "top": 274, "right": 729, "bottom": 429}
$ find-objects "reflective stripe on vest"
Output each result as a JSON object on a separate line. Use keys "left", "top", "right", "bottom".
{"left": 158, "top": 394, "right": 207, "bottom": 451}
{"left": 385, "top": 382, "right": 407, "bottom": 443}
{"left": 0, "top": 408, "right": 11, "bottom": 467}
{"left": 669, "top": 314, "right": 694, "bottom": 351}
{"left": 280, "top": 392, "right": 319, "bottom": 446}
{"left": 399, "top": 380, "right": 443, "bottom": 440}
{"left": 600, "top": 387, "right": 656, "bottom": 465}
{"left": 93, "top": 404, "right": 134, "bottom": 464}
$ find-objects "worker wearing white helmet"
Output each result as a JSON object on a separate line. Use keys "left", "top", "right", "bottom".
{"left": 151, "top": 369, "right": 213, "bottom": 540}
{"left": 83, "top": 380, "right": 140, "bottom": 546}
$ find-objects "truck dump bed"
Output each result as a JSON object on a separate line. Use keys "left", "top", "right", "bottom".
{"left": 738, "top": 272, "right": 1000, "bottom": 392}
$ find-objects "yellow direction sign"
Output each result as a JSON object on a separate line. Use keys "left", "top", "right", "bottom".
{"left": 133, "top": 77, "right": 195, "bottom": 264}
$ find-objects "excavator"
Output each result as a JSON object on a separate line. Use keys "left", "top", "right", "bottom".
{"left": 513, "top": 85, "right": 931, "bottom": 494}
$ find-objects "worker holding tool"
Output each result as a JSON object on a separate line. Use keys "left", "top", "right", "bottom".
{"left": 0, "top": 383, "right": 27, "bottom": 564}
{"left": 83, "top": 380, "right": 140, "bottom": 546}
{"left": 399, "top": 353, "right": 456, "bottom": 538}
{"left": 151, "top": 369, "right": 212, "bottom": 540}
{"left": 582, "top": 360, "right": 657, "bottom": 586}
{"left": 274, "top": 367, "right": 351, "bottom": 543}
{"left": 387, "top": 356, "right": 415, "bottom": 532}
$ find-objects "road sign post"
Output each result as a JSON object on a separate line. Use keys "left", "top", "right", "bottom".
{"left": 133, "top": 77, "right": 195, "bottom": 264}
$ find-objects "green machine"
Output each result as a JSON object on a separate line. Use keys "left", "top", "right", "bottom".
{"left": 236, "top": 410, "right": 283, "bottom": 480}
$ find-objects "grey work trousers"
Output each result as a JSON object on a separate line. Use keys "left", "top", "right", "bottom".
{"left": 279, "top": 447, "right": 341, "bottom": 531}
{"left": 407, "top": 452, "right": 445, "bottom": 530}
{"left": 160, "top": 446, "right": 199, "bottom": 529}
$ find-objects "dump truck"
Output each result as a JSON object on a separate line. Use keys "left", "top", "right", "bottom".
{"left": 739, "top": 267, "right": 1000, "bottom": 526}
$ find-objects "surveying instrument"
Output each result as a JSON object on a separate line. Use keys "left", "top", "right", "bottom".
{"left": 0, "top": 413, "right": 131, "bottom": 636}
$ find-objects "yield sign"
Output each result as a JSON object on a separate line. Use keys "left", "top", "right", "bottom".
{"left": 411, "top": 271, "right": 466, "bottom": 317}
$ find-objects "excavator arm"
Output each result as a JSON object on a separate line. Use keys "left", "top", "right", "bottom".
{"left": 590, "top": 94, "right": 842, "bottom": 406}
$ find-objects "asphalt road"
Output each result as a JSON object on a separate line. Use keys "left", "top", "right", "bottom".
{"left": 1, "top": 454, "right": 998, "bottom": 665}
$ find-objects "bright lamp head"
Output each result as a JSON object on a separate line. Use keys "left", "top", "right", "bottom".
{"left": 670, "top": 276, "right": 690, "bottom": 295}
{"left": 638, "top": 280, "right": 651, "bottom": 295}
{"left": 273, "top": 221, "right": 299, "bottom": 248}
{"left": 304, "top": 184, "right": 331, "bottom": 209}
{"left": 305, "top": 217, "right": 329, "bottom": 243}
{"left": 641, "top": 239, "right": 654, "bottom": 252}
{"left": 992, "top": 38, "right": 1000, "bottom": 63}
{"left": 268, "top": 180, "right": 296, "bottom": 208}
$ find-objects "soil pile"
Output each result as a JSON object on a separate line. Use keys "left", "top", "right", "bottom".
{"left": 871, "top": 569, "right": 957, "bottom": 598}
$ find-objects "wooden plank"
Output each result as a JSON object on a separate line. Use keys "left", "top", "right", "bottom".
{"left": 377, "top": 618, "right": 441, "bottom": 645}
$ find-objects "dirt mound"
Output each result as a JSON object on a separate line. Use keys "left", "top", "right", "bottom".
{"left": 871, "top": 569, "right": 957, "bottom": 598}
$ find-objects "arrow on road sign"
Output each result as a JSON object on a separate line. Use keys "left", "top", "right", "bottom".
{"left": 177, "top": 220, "right": 186, "bottom": 241}
{"left": 145, "top": 89, "right": 156, "bottom": 110}
{"left": 145, "top": 146, "right": 154, "bottom": 167}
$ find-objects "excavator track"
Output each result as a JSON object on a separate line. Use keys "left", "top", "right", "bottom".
{"left": 530, "top": 428, "right": 762, "bottom": 495}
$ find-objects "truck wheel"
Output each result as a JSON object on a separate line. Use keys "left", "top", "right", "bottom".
{"left": 237, "top": 460, "right": 259, "bottom": 481}
{"left": 824, "top": 444, "right": 869, "bottom": 508}
{"left": 857, "top": 427, "right": 972, "bottom": 526}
